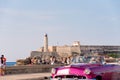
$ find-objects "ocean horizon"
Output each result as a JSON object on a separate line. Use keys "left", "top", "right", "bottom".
{"left": 6, "top": 62, "right": 16, "bottom": 66}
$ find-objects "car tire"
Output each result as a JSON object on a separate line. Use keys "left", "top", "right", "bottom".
{"left": 96, "top": 76, "right": 102, "bottom": 80}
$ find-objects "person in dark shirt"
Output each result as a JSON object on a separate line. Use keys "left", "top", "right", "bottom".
{"left": 0, "top": 55, "right": 6, "bottom": 76}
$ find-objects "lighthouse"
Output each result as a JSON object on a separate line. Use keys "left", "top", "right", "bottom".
{"left": 44, "top": 33, "right": 48, "bottom": 52}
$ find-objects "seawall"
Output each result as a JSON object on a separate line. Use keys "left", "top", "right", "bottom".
{"left": 5, "top": 64, "right": 64, "bottom": 75}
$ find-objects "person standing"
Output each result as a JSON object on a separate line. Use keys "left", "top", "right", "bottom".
{"left": 0, "top": 58, "right": 2, "bottom": 75}
{"left": 1, "top": 55, "right": 6, "bottom": 76}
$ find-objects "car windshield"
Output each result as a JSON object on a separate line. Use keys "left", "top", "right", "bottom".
{"left": 71, "top": 56, "right": 105, "bottom": 64}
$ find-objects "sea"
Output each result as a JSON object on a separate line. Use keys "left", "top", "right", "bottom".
{"left": 6, "top": 62, "right": 16, "bottom": 66}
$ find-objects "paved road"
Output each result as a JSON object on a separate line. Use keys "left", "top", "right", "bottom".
{"left": 0, "top": 73, "right": 51, "bottom": 80}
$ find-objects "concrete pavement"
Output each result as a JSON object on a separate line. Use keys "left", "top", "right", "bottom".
{"left": 0, "top": 73, "right": 51, "bottom": 80}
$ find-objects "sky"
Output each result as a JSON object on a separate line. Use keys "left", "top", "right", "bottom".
{"left": 0, "top": 0, "right": 120, "bottom": 61}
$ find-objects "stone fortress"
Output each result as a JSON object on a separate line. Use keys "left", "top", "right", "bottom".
{"left": 31, "top": 34, "right": 120, "bottom": 58}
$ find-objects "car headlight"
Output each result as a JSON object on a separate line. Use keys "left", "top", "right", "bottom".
{"left": 84, "top": 68, "right": 91, "bottom": 74}
{"left": 51, "top": 68, "right": 56, "bottom": 74}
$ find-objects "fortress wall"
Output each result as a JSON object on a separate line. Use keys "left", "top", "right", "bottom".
{"left": 71, "top": 46, "right": 81, "bottom": 54}
{"left": 31, "top": 51, "right": 42, "bottom": 57}
{"left": 31, "top": 45, "right": 120, "bottom": 59}
{"left": 80, "top": 45, "right": 120, "bottom": 54}
{"left": 56, "top": 46, "right": 72, "bottom": 57}
{"left": 31, "top": 51, "right": 59, "bottom": 58}
{"left": 81, "top": 45, "right": 120, "bottom": 50}
{"left": 80, "top": 46, "right": 103, "bottom": 54}
{"left": 56, "top": 46, "right": 71, "bottom": 53}
{"left": 80, "top": 46, "right": 103, "bottom": 50}
{"left": 48, "top": 46, "right": 57, "bottom": 52}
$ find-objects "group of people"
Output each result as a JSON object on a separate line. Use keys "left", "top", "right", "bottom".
{"left": 0, "top": 55, "right": 6, "bottom": 76}
{"left": 29, "top": 56, "right": 72, "bottom": 65}
{"left": 25, "top": 55, "right": 105, "bottom": 66}
{"left": 30, "top": 56, "right": 62, "bottom": 65}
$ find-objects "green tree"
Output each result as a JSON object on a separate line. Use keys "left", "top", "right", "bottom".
{"left": 108, "top": 53, "right": 119, "bottom": 58}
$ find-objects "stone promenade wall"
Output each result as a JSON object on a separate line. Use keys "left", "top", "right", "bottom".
{"left": 5, "top": 64, "right": 64, "bottom": 75}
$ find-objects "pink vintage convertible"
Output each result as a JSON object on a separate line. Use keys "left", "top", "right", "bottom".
{"left": 51, "top": 56, "right": 120, "bottom": 80}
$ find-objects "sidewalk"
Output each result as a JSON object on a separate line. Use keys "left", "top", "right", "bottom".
{"left": 0, "top": 73, "right": 51, "bottom": 80}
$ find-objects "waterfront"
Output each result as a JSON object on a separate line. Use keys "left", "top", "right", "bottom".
{"left": 2, "top": 61, "right": 120, "bottom": 80}
{"left": 0, "top": 64, "right": 57, "bottom": 80}
{"left": 6, "top": 62, "right": 16, "bottom": 66}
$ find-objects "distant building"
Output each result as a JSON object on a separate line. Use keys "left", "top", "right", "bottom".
{"left": 80, "top": 45, "right": 120, "bottom": 55}
{"left": 72, "top": 41, "right": 80, "bottom": 46}
{"left": 31, "top": 34, "right": 120, "bottom": 58}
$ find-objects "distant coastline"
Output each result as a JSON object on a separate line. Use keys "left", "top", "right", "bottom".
{"left": 6, "top": 62, "right": 16, "bottom": 66}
